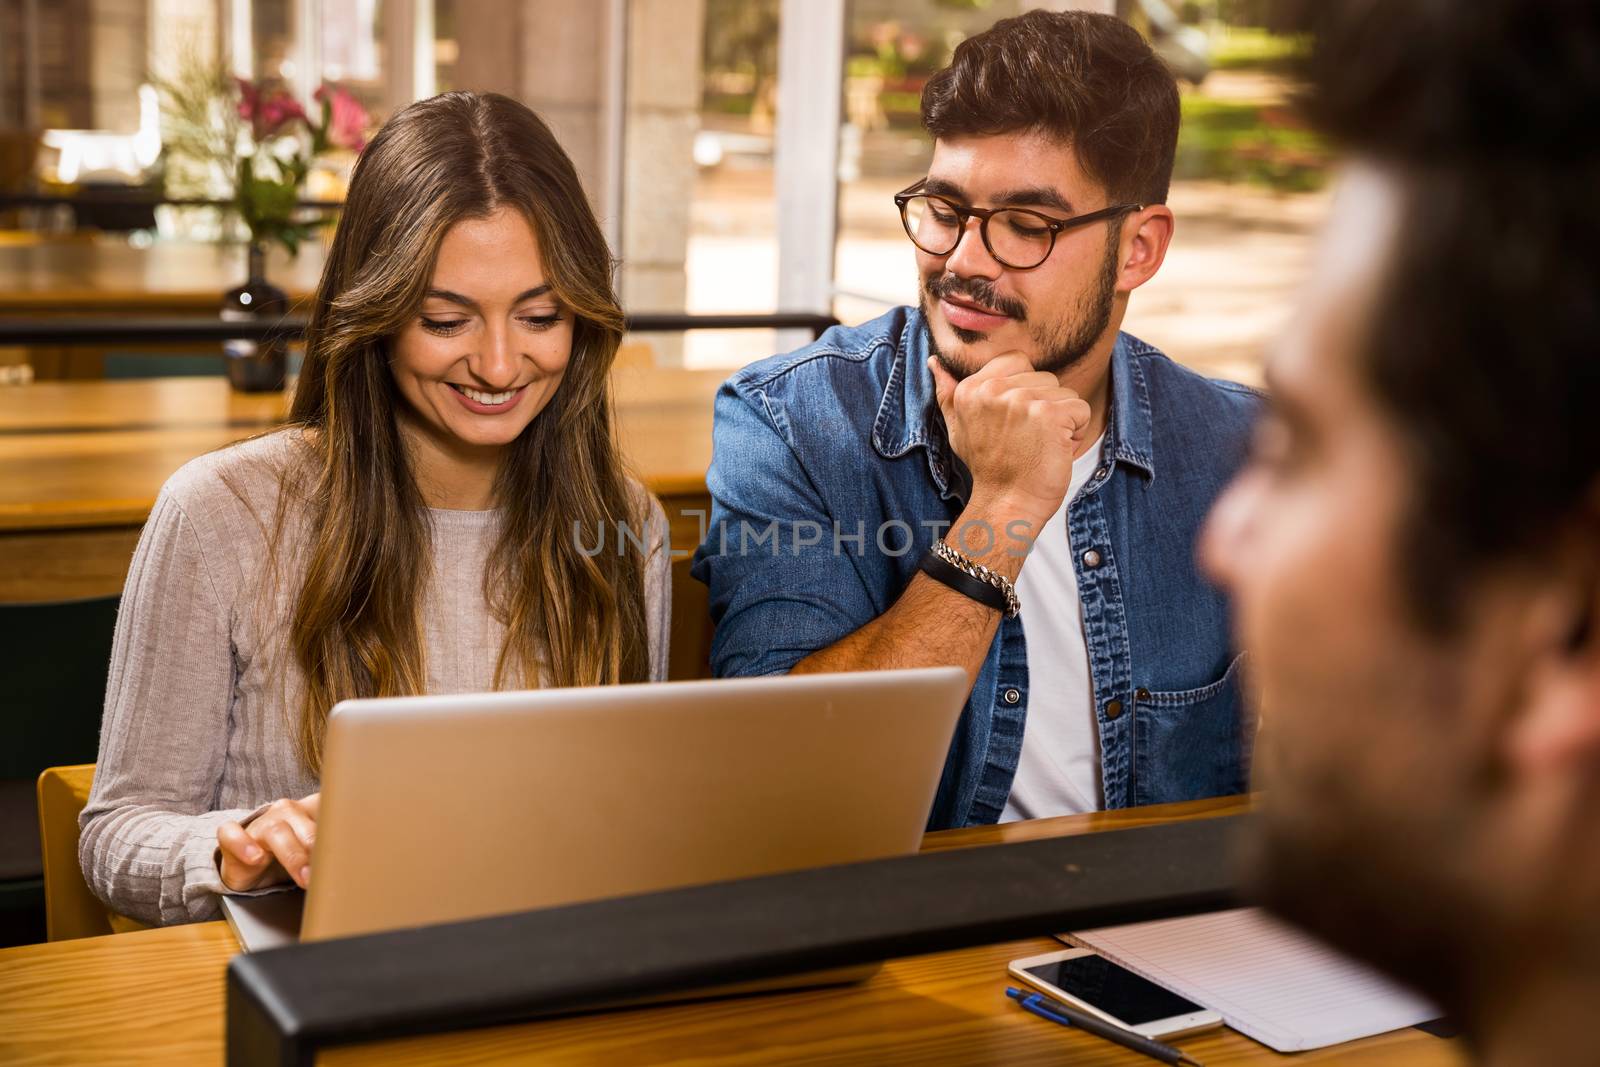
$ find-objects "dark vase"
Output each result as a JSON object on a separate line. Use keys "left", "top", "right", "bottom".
{"left": 222, "top": 242, "right": 289, "bottom": 392}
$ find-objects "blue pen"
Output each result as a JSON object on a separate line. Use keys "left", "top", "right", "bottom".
{"left": 1006, "top": 986, "right": 1204, "bottom": 1067}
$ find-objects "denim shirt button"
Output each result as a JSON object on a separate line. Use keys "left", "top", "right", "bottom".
{"left": 1105, "top": 699, "right": 1124, "bottom": 720}
{"left": 1135, "top": 687, "right": 1151, "bottom": 702}
{"left": 1082, "top": 548, "right": 1102, "bottom": 568}
{"left": 1002, "top": 687, "right": 1021, "bottom": 706}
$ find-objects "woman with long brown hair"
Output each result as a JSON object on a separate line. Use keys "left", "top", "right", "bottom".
{"left": 80, "top": 92, "right": 668, "bottom": 924}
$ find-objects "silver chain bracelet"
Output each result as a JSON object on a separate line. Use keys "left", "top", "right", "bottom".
{"left": 931, "top": 539, "right": 1021, "bottom": 618}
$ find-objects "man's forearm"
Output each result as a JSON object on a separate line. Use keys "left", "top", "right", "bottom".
{"left": 790, "top": 570, "right": 1004, "bottom": 685}
{"left": 791, "top": 493, "right": 1037, "bottom": 687}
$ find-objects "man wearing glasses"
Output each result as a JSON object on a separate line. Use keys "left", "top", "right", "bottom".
{"left": 691, "top": 10, "right": 1259, "bottom": 828}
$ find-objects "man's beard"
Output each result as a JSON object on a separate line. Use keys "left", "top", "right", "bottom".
{"left": 1247, "top": 789, "right": 1488, "bottom": 1026}
{"left": 920, "top": 225, "right": 1121, "bottom": 381}
{"left": 1243, "top": 660, "right": 1510, "bottom": 1030}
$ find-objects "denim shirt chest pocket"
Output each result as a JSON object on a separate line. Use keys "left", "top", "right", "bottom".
{"left": 1130, "top": 652, "right": 1250, "bottom": 805}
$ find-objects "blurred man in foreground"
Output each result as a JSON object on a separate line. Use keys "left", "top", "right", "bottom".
{"left": 1203, "top": 2, "right": 1600, "bottom": 1061}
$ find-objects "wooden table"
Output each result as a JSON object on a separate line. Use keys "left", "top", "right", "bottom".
{"left": 0, "top": 367, "right": 724, "bottom": 673}
{"left": 0, "top": 237, "right": 327, "bottom": 312}
{"left": 0, "top": 237, "right": 327, "bottom": 378}
{"left": 0, "top": 797, "right": 1464, "bottom": 1066}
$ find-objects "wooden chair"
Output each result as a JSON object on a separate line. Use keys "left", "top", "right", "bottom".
{"left": 34, "top": 764, "right": 150, "bottom": 940}
{"left": 667, "top": 556, "right": 714, "bottom": 681}
{"left": 35, "top": 765, "right": 112, "bottom": 941}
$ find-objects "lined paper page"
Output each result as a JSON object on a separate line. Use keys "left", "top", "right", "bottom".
{"left": 1071, "top": 908, "right": 1440, "bottom": 1052}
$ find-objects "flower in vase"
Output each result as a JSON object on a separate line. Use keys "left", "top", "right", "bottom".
{"left": 236, "top": 77, "right": 308, "bottom": 142}
{"left": 314, "top": 85, "right": 370, "bottom": 153}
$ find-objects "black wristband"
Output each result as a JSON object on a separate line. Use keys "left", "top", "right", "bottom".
{"left": 918, "top": 548, "right": 1010, "bottom": 614}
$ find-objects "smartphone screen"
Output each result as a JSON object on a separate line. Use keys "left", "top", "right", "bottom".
{"left": 1022, "top": 954, "right": 1204, "bottom": 1026}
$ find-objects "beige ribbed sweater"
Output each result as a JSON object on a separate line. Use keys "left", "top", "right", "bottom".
{"left": 80, "top": 429, "right": 670, "bottom": 925}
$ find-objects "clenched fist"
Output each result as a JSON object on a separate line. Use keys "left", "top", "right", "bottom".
{"left": 929, "top": 353, "right": 1092, "bottom": 530}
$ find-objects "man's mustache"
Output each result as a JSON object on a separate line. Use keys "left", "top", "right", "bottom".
{"left": 925, "top": 274, "right": 1027, "bottom": 322}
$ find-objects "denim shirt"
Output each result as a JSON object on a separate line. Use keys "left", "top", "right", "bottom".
{"left": 690, "top": 307, "right": 1261, "bottom": 829}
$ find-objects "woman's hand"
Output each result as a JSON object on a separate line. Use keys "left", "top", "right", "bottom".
{"left": 217, "top": 793, "right": 320, "bottom": 892}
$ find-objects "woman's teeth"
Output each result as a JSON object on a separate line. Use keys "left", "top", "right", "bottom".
{"left": 452, "top": 384, "right": 517, "bottom": 406}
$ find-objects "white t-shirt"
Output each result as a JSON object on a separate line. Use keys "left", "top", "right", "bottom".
{"left": 1001, "top": 433, "right": 1108, "bottom": 822}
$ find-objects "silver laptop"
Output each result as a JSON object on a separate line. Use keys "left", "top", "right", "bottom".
{"left": 221, "top": 667, "right": 968, "bottom": 951}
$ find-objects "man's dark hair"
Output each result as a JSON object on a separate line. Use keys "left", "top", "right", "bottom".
{"left": 920, "top": 10, "right": 1180, "bottom": 206}
{"left": 1291, "top": 0, "right": 1600, "bottom": 632}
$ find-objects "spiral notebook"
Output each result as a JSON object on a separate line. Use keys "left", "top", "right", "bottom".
{"left": 1067, "top": 907, "right": 1441, "bottom": 1052}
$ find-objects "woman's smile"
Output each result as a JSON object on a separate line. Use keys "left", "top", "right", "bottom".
{"left": 447, "top": 382, "right": 526, "bottom": 412}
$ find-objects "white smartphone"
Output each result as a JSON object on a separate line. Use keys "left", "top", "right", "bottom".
{"left": 1008, "top": 946, "right": 1223, "bottom": 1040}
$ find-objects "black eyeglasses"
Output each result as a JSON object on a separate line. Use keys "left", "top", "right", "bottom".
{"left": 893, "top": 178, "right": 1143, "bottom": 270}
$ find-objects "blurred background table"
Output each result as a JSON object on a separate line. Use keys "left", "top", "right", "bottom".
{"left": 0, "top": 237, "right": 326, "bottom": 379}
